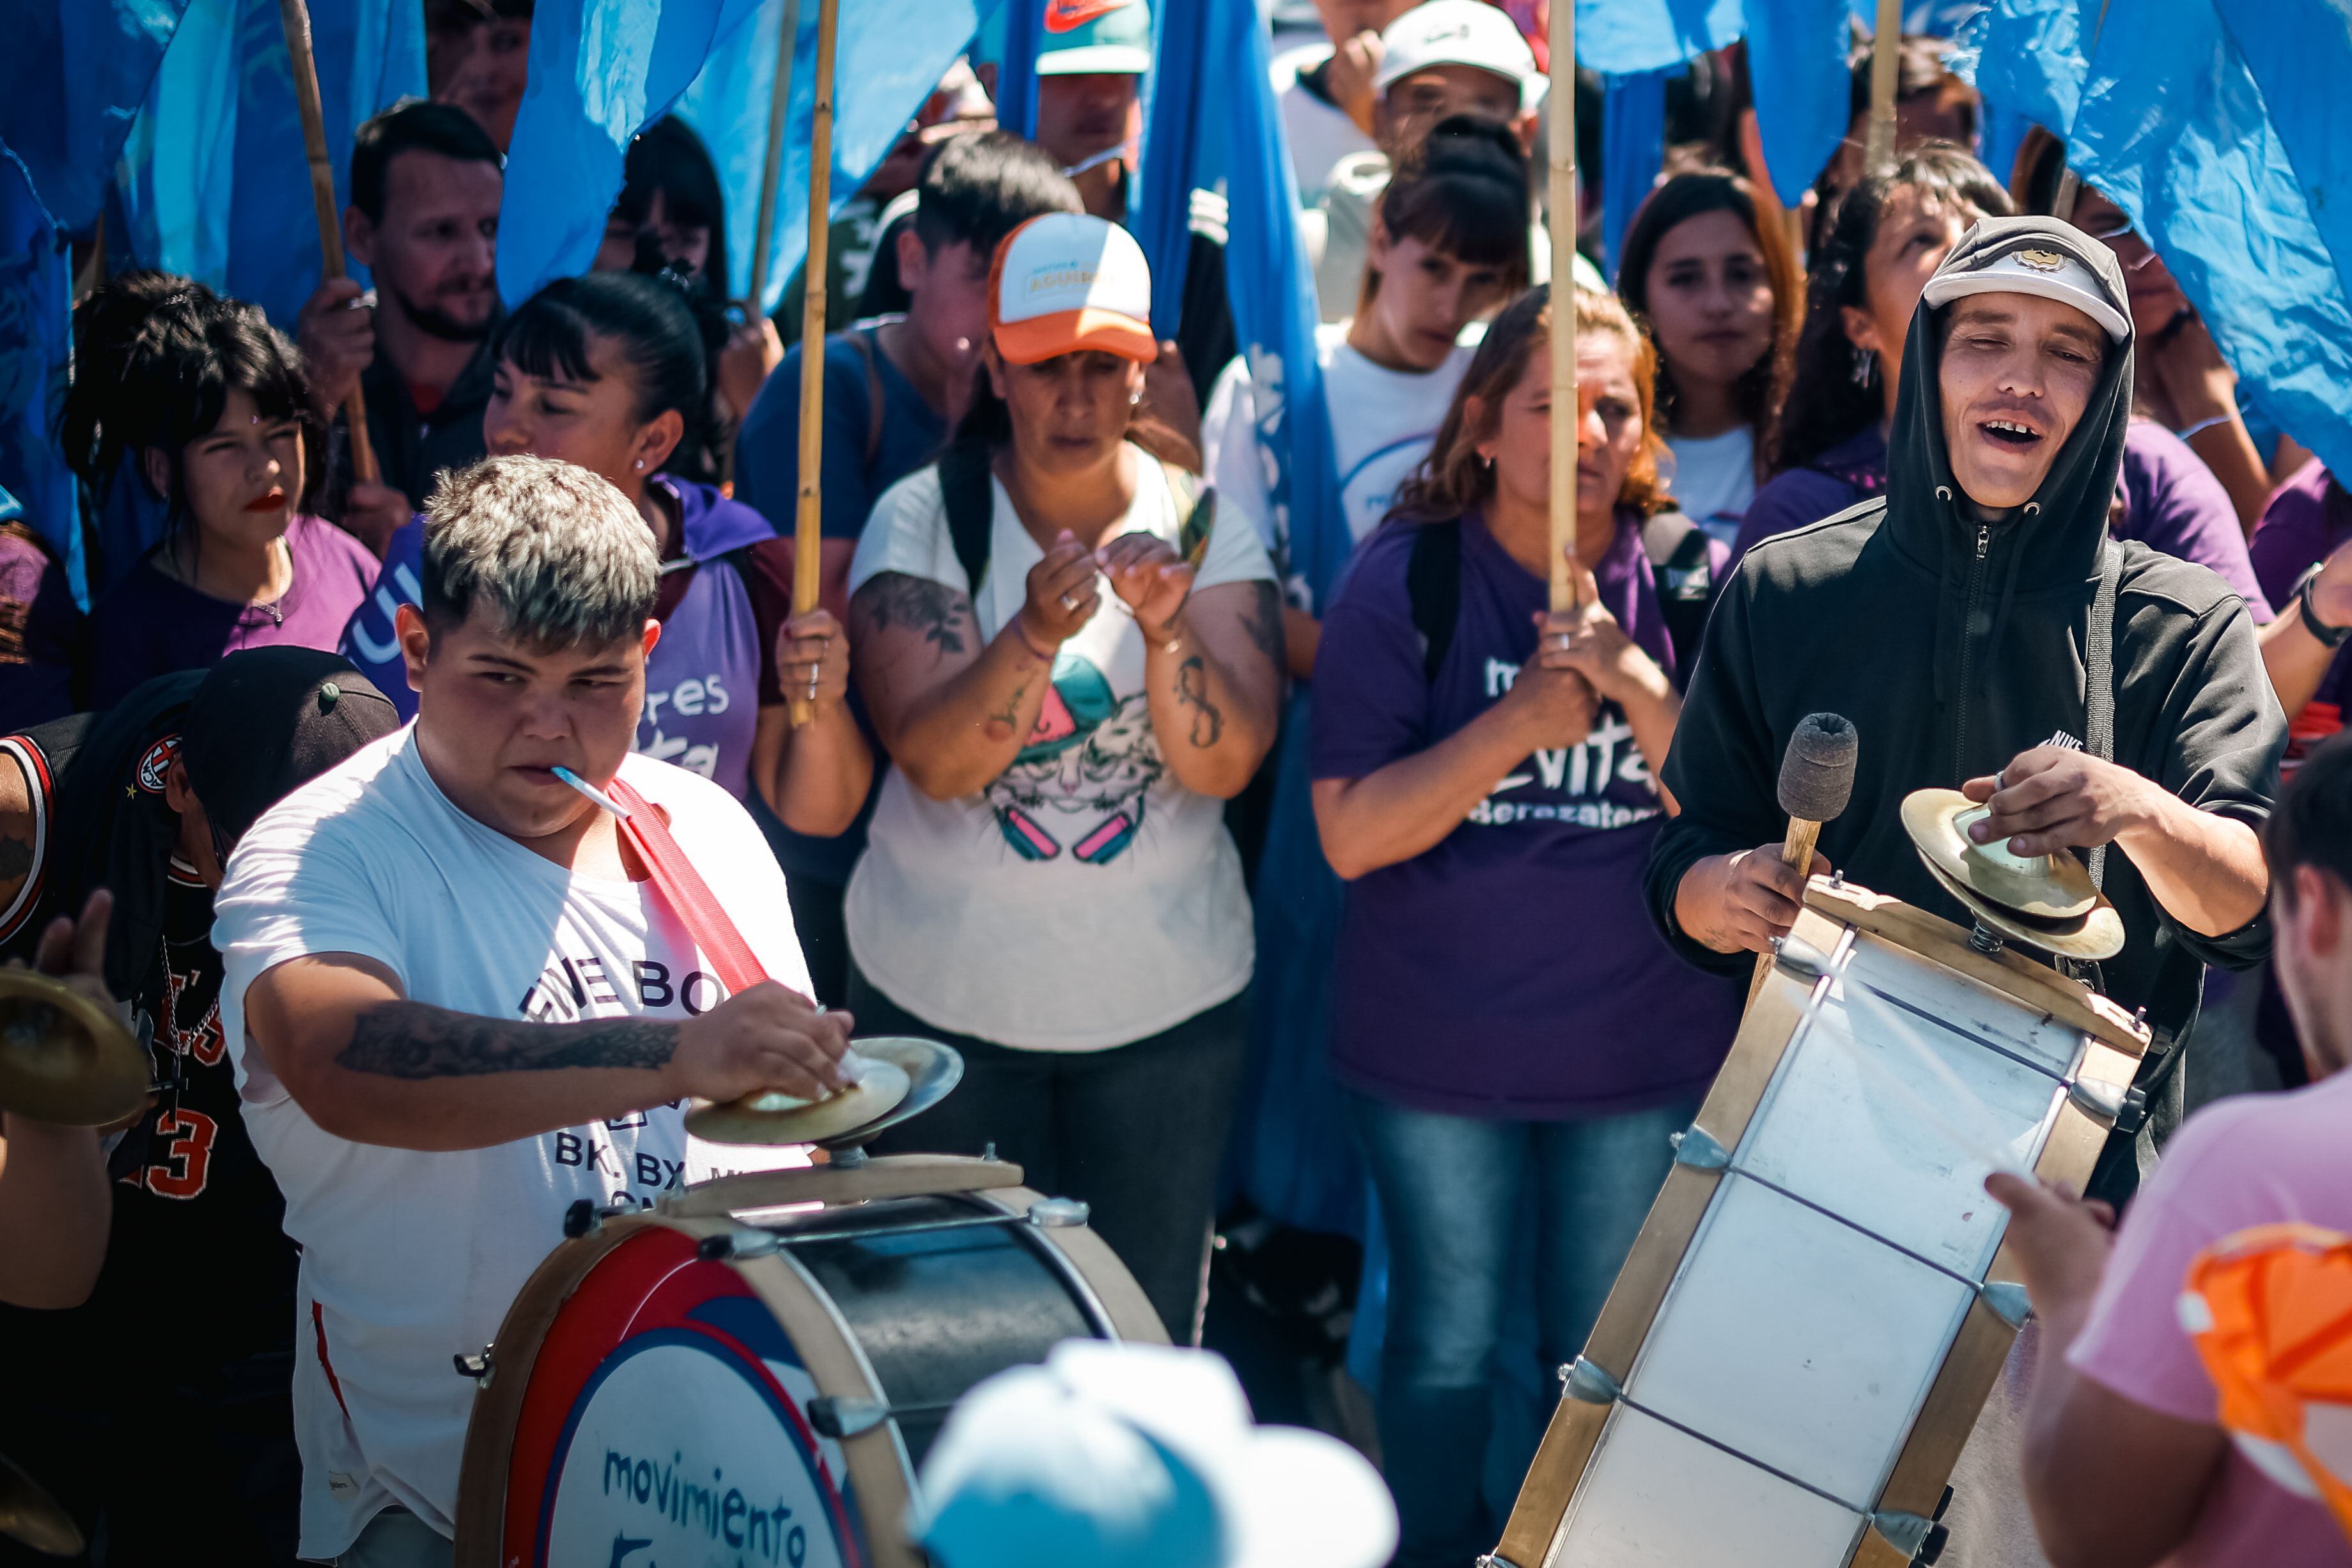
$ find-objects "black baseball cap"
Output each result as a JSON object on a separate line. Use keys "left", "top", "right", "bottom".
{"left": 178, "top": 648, "right": 403, "bottom": 845}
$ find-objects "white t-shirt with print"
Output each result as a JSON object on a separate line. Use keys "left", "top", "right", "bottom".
{"left": 845, "top": 455, "right": 1274, "bottom": 1052}
{"left": 1203, "top": 322, "right": 1472, "bottom": 610}
{"left": 1662, "top": 426, "right": 1757, "bottom": 549}
{"left": 213, "top": 731, "right": 813, "bottom": 1556}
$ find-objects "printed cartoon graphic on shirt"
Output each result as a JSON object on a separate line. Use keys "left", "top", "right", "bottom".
{"left": 988, "top": 653, "right": 1162, "bottom": 864}
{"left": 1467, "top": 657, "right": 1663, "bottom": 829}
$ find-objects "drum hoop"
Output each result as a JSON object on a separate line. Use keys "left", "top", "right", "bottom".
{"left": 1496, "top": 877, "right": 2149, "bottom": 1568}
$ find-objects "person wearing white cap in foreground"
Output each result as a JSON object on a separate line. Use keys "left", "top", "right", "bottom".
{"left": 913, "top": 1342, "right": 1398, "bottom": 1568}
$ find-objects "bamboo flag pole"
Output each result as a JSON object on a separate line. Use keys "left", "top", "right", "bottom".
{"left": 746, "top": 0, "right": 805, "bottom": 315}
{"left": 788, "top": 0, "right": 843, "bottom": 727}
{"left": 278, "top": 0, "right": 380, "bottom": 486}
{"left": 1547, "top": 0, "right": 1580, "bottom": 611}
{"left": 1864, "top": 0, "right": 1902, "bottom": 176}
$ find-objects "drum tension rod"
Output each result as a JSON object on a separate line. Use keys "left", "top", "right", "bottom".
{"left": 806, "top": 1393, "right": 958, "bottom": 1440}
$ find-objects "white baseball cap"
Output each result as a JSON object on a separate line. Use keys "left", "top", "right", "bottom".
{"left": 1920, "top": 237, "right": 2130, "bottom": 342}
{"left": 912, "top": 1342, "right": 1398, "bottom": 1568}
{"left": 988, "top": 212, "right": 1157, "bottom": 365}
{"left": 1375, "top": 1, "right": 1547, "bottom": 113}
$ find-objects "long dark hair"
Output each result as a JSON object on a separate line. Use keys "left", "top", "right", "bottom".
{"left": 1392, "top": 284, "right": 1667, "bottom": 525}
{"left": 1772, "top": 144, "right": 2011, "bottom": 473}
{"left": 1615, "top": 167, "right": 1803, "bottom": 453}
{"left": 616, "top": 116, "right": 731, "bottom": 297}
{"left": 1359, "top": 114, "right": 1532, "bottom": 317}
{"left": 60, "top": 273, "right": 322, "bottom": 528}
{"left": 495, "top": 267, "right": 731, "bottom": 483}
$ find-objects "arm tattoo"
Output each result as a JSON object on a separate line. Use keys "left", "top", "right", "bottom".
{"left": 0, "top": 829, "right": 33, "bottom": 885}
{"left": 338, "top": 1001, "right": 681, "bottom": 1080}
{"left": 1240, "top": 580, "right": 1284, "bottom": 670}
{"left": 1175, "top": 656, "right": 1224, "bottom": 747}
{"left": 985, "top": 676, "right": 1031, "bottom": 743}
{"left": 853, "top": 573, "right": 968, "bottom": 656}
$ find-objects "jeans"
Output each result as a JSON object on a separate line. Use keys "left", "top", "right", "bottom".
{"left": 850, "top": 965, "right": 1250, "bottom": 1345}
{"left": 335, "top": 1509, "right": 452, "bottom": 1568}
{"left": 1350, "top": 1092, "right": 1695, "bottom": 1568}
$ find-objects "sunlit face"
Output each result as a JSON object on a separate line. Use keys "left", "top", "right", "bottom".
{"left": 485, "top": 334, "right": 676, "bottom": 492}
{"left": 153, "top": 387, "right": 305, "bottom": 555}
{"left": 1841, "top": 184, "right": 1983, "bottom": 394}
{"left": 2071, "top": 188, "right": 2188, "bottom": 341}
{"left": 1365, "top": 228, "right": 1511, "bottom": 370}
{"left": 1640, "top": 208, "right": 1776, "bottom": 401}
{"left": 1034, "top": 72, "right": 1141, "bottom": 169}
{"left": 987, "top": 345, "right": 1146, "bottom": 476}
{"left": 1477, "top": 334, "right": 1644, "bottom": 522}
{"left": 1937, "top": 295, "right": 2106, "bottom": 511}
{"left": 900, "top": 235, "right": 993, "bottom": 391}
{"left": 401, "top": 598, "right": 658, "bottom": 844}
{"left": 350, "top": 150, "right": 502, "bottom": 343}
{"left": 1376, "top": 65, "right": 1527, "bottom": 159}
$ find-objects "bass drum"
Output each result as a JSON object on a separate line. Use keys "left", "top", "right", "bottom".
{"left": 455, "top": 1154, "right": 1165, "bottom": 1568}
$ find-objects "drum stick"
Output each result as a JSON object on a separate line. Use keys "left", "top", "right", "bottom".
{"left": 277, "top": 0, "right": 380, "bottom": 487}
{"left": 1546, "top": 0, "right": 1580, "bottom": 612}
{"left": 1746, "top": 713, "right": 1858, "bottom": 1009}
{"left": 788, "top": 0, "right": 842, "bottom": 729}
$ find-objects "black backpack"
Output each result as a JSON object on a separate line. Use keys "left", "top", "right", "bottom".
{"left": 1404, "top": 508, "right": 1718, "bottom": 685}
{"left": 937, "top": 439, "right": 1216, "bottom": 593}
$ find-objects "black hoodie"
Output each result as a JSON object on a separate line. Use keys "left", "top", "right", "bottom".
{"left": 1646, "top": 218, "right": 2282, "bottom": 1127}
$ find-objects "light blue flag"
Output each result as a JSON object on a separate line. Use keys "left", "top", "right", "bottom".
{"left": 1577, "top": 0, "right": 1744, "bottom": 76}
{"left": 0, "top": 150, "right": 82, "bottom": 602}
{"left": 992, "top": 0, "right": 1043, "bottom": 140}
{"left": 114, "top": 0, "right": 424, "bottom": 329}
{"left": 1747, "top": 0, "right": 1852, "bottom": 206}
{"left": 654, "top": 0, "right": 1008, "bottom": 315}
{"left": 0, "top": 0, "right": 191, "bottom": 231}
{"left": 1602, "top": 69, "right": 1669, "bottom": 279}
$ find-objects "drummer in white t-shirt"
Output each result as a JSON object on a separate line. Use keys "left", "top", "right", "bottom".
{"left": 1204, "top": 114, "right": 1528, "bottom": 679}
{"left": 211, "top": 454, "right": 852, "bottom": 1567}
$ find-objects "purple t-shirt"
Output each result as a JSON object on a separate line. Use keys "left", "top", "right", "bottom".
{"left": 1312, "top": 511, "right": 1743, "bottom": 1119}
{"left": 339, "top": 477, "right": 775, "bottom": 799}
{"left": 2248, "top": 463, "right": 2351, "bottom": 772}
{"left": 88, "top": 513, "right": 378, "bottom": 708}
{"left": 0, "top": 521, "right": 84, "bottom": 729}
{"left": 1733, "top": 421, "right": 2274, "bottom": 620}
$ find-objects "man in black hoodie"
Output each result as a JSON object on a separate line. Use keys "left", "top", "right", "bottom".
{"left": 1648, "top": 217, "right": 2282, "bottom": 1199}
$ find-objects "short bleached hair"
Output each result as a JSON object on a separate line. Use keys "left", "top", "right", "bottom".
{"left": 419, "top": 454, "right": 658, "bottom": 650}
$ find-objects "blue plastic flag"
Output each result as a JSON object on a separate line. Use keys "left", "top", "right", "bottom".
{"left": 655, "top": 0, "right": 1008, "bottom": 315}
{"left": 1747, "top": 0, "right": 1853, "bottom": 206}
{"left": 1602, "top": 70, "right": 1669, "bottom": 280}
{"left": 0, "top": 150, "right": 82, "bottom": 602}
{"left": 114, "top": 0, "right": 424, "bottom": 329}
{"left": 0, "top": 0, "right": 191, "bottom": 232}
{"left": 993, "top": 0, "right": 1043, "bottom": 140}
{"left": 1577, "top": 0, "right": 1744, "bottom": 76}
{"left": 1954, "top": 0, "right": 2092, "bottom": 140}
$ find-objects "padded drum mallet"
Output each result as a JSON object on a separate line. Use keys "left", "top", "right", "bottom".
{"left": 1747, "top": 712, "right": 1858, "bottom": 1007}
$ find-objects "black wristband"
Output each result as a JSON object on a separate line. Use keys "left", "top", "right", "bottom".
{"left": 2298, "top": 563, "right": 2352, "bottom": 648}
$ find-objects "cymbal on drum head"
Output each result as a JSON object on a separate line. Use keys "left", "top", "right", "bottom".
{"left": 1902, "top": 788, "right": 2100, "bottom": 920}
{"left": 0, "top": 968, "right": 150, "bottom": 1128}
{"left": 686, "top": 1054, "right": 913, "bottom": 1145}
{"left": 1917, "top": 844, "right": 2127, "bottom": 961}
{"left": 0, "top": 1449, "right": 82, "bottom": 1558}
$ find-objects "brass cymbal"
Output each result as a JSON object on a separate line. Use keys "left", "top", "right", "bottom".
{"left": 1902, "top": 788, "right": 2100, "bottom": 920}
{"left": 0, "top": 968, "right": 150, "bottom": 1127}
{"left": 1917, "top": 844, "right": 2126, "bottom": 961}
{"left": 814, "top": 1036, "right": 963, "bottom": 1151}
{"left": 0, "top": 1448, "right": 82, "bottom": 1557}
{"left": 685, "top": 1052, "right": 914, "bottom": 1145}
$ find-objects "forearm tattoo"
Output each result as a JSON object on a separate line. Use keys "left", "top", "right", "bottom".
{"left": 985, "top": 674, "right": 1032, "bottom": 743}
{"left": 0, "top": 828, "right": 34, "bottom": 887}
{"left": 338, "top": 1002, "right": 681, "bottom": 1080}
{"left": 1240, "top": 580, "right": 1284, "bottom": 670}
{"left": 1176, "top": 656, "right": 1224, "bottom": 748}
{"left": 853, "top": 573, "right": 969, "bottom": 656}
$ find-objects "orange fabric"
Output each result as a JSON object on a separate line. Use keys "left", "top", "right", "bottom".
{"left": 2185, "top": 1222, "right": 2352, "bottom": 1543}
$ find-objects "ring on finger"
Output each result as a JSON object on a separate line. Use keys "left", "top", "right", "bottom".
{"left": 1059, "top": 593, "right": 1077, "bottom": 612}
{"left": 1993, "top": 768, "right": 2008, "bottom": 793}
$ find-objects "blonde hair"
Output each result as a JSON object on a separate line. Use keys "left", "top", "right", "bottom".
{"left": 1392, "top": 284, "right": 1669, "bottom": 524}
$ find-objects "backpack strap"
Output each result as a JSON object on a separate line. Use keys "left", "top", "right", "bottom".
{"left": 2085, "top": 537, "right": 2123, "bottom": 890}
{"left": 938, "top": 442, "right": 995, "bottom": 597}
{"left": 1640, "top": 507, "right": 1720, "bottom": 681}
{"left": 1405, "top": 520, "right": 1463, "bottom": 684}
{"left": 843, "top": 326, "right": 886, "bottom": 469}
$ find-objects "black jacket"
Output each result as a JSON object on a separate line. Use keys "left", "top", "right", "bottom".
{"left": 1646, "top": 218, "right": 2282, "bottom": 1060}
{"left": 340, "top": 336, "right": 498, "bottom": 512}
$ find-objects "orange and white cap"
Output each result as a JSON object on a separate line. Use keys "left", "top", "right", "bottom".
{"left": 987, "top": 213, "right": 1157, "bottom": 366}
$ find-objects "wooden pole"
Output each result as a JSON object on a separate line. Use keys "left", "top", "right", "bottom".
{"left": 278, "top": 0, "right": 379, "bottom": 486}
{"left": 1864, "top": 0, "right": 1902, "bottom": 177}
{"left": 788, "top": 0, "right": 841, "bottom": 726}
{"left": 746, "top": 0, "right": 804, "bottom": 315}
{"left": 1548, "top": 0, "right": 1580, "bottom": 611}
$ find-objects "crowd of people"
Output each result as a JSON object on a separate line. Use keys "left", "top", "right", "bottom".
{"left": 1, "top": 1, "right": 2349, "bottom": 1566}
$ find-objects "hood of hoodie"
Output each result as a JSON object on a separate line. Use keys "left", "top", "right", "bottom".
{"left": 1883, "top": 217, "right": 2138, "bottom": 700}
{"left": 660, "top": 475, "right": 779, "bottom": 563}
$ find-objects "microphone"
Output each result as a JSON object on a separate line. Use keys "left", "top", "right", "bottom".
{"left": 1747, "top": 713, "right": 1858, "bottom": 1006}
